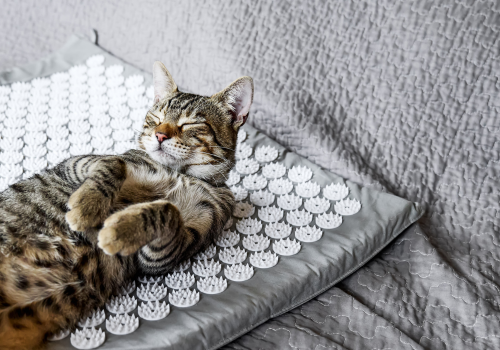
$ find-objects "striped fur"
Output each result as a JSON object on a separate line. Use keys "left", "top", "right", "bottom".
{"left": 0, "top": 63, "right": 253, "bottom": 349}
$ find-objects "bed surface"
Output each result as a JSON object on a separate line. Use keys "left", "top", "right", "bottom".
{"left": 1, "top": 1, "right": 499, "bottom": 349}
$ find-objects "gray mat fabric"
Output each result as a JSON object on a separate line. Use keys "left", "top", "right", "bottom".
{"left": 1, "top": 1, "right": 499, "bottom": 349}
{"left": 0, "top": 37, "right": 423, "bottom": 349}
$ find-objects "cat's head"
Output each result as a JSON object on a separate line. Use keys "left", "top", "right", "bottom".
{"left": 139, "top": 61, "right": 253, "bottom": 184}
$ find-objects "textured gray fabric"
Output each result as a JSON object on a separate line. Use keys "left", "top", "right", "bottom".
{"left": 0, "top": 36, "right": 422, "bottom": 349}
{"left": 1, "top": 1, "right": 499, "bottom": 349}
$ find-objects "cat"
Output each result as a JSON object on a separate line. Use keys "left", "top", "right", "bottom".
{"left": 0, "top": 61, "right": 253, "bottom": 350}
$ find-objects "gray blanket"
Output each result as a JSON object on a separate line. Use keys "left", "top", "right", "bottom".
{"left": 1, "top": 1, "right": 498, "bottom": 349}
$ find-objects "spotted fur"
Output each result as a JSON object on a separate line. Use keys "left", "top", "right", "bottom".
{"left": 0, "top": 62, "right": 253, "bottom": 349}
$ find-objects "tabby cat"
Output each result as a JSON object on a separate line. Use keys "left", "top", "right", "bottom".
{"left": 0, "top": 61, "right": 253, "bottom": 350}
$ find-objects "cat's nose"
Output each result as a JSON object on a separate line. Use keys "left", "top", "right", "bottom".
{"left": 156, "top": 132, "right": 169, "bottom": 144}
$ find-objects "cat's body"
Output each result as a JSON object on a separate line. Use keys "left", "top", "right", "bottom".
{"left": 0, "top": 62, "right": 253, "bottom": 349}
{"left": 0, "top": 150, "right": 233, "bottom": 348}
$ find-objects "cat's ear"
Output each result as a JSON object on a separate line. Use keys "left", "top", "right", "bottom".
{"left": 212, "top": 76, "right": 254, "bottom": 128}
{"left": 153, "top": 61, "right": 178, "bottom": 103}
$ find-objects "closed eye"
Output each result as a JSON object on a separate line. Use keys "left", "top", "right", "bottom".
{"left": 145, "top": 113, "right": 161, "bottom": 126}
{"left": 180, "top": 123, "right": 207, "bottom": 130}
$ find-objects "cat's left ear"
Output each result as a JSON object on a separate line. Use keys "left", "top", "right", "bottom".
{"left": 212, "top": 76, "right": 254, "bottom": 128}
{"left": 153, "top": 61, "right": 178, "bottom": 103}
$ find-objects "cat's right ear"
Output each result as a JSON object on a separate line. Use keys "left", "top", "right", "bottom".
{"left": 153, "top": 61, "right": 178, "bottom": 103}
{"left": 211, "top": 76, "right": 254, "bottom": 129}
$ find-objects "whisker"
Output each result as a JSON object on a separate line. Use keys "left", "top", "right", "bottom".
{"left": 212, "top": 168, "right": 229, "bottom": 182}
{"left": 207, "top": 145, "right": 236, "bottom": 152}
{"left": 190, "top": 145, "right": 236, "bottom": 152}
{"left": 206, "top": 162, "right": 231, "bottom": 180}
{"left": 195, "top": 150, "right": 231, "bottom": 163}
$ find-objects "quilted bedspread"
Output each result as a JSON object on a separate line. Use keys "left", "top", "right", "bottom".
{"left": 1, "top": 1, "right": 499, "bottom": 349}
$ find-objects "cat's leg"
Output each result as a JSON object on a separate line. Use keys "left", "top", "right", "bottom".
{"left": 0, "top": 302, "right": 63, "bottom": 350}
{"left": 97, "top": 200, "right": 191, "bottom": 259}
{"left": 64, "top": 156, "right": 127, "bottom": 231}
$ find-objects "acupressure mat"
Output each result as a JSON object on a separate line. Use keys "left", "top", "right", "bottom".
{"left": 0, "top": 37, "right": 422, "bottom": 350}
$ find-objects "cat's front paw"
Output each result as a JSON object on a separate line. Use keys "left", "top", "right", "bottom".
{"left": 97, "top": 210, "right": 146, "bottom": 256}
{"left": 66, "top": 183, "right": 111, "bottom": 232}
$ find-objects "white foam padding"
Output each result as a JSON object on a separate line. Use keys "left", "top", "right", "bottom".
{"left": 225, "top": 170, "right": 241, "bottom": 186}
{"left": 242, "top": 234, "right": 271, "bottom": 251}
{"left": 254, "top": 145, "right": 279, "bottom": 162}
{"left": 224, "top": 263, "right": 255, "bottom": 282}
{"left": 137, "top": 275, "right": 163, "bottom": 284}
{"left": 230, "top": 185, "right": 248, "bottom": 201}
{"left": 172, "top": 259, "right": 191, "bottom": 272}
{"left": 262, "top": 162, "right": 287, "bottom": 179}
{"left": 273, "top": 238, "right": 301, "bottom": 256}
{"left": 136, "top": 282, "right": 168, "bottom": 301}
{"left": 242, "top": 174, "right": 267, "bottom": 190}
{"left": 268, "top": 178, "right": 293, "bottom": 195}
{"left": 323, "top": 183, "right": 349, "bottom": 201}
{"left": 70, "top": 327, "right": 105, "bottom": 349}
{"left": 250, "top": 251, "right": 279, "bottom": 269}
{"left": 105, "top": 295, "right": 137, "bottom": 314}
{"left": 276, "top": 193, "right": 302, "bottom": 211}
{"left": 47, "top": 328, "right": 70, "bottom": 342}
{"left": 193, "top": 244, "right": 217, "bottom": 260}
{"left": 316, "top": 212, "right": 343, "bottom": 229}
{"left": 215, "top": 230, "right": 240, "bottom": 247}
{"left": 257, "top": 205, "right": 284, "bottom": 222}
{"left": 119, "top": 280, "right": 136, "bottom": 295}
{"left": 304, "top": 197, "right": 331, "bottom": 214}
{"left": 197, "top": 276, "right": 228, "bottom": 294}
{"left": 236, "top": 217, "right": 262, "bottom": 235}
{"left": 106, "top": 313, "right": 139, "bottom": 335}
{"left": 250, "top": 190, "right": 275, "bottom": 206}
{"left": 235, "top": 142, "right": 253, "bottom": 159}
{"left": 287, "top": 165, "right": 313, "bottom": 183}
{"left": 235, "top": 158, "right": 259, "bottom": 174}
{"left": 265, "top": 222, "right": 293, "bottom": 239}
{"left": 77, "top": 309, "right": 105, "bottom": 328}
{"left": 192, "top": 259, "right": 222, "bottom": 277}
{"left": 165, "top": 271, "right": 196, "bottom": 289}
{"left": 286, "top": 209, "right": 313, "bottom": 226}
{"left": 334, "top": 198, "right": 361, "bottom": 215}
{"left": 295, "top": 226, "right": 323, "bottom": 242}
{"left": 236, "top": 129, "right": 246, "bottom": 143}
{"left": 138, "top": 301, "right": 171, "bottom": 321}
{"left": 295, "top": 181, "right": 321, "bottom": 198}
{"left": 219, "top": 246, "right": 248, "bottom": 264}
{"left": 169, "top": 289, "right": 200, "bottom": 308}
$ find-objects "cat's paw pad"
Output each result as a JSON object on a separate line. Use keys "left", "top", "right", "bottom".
{"left": 97, "top": 226, "right": 124, "bottom": 255}
{"left": 97, "top": 213, "right": 143, "bottom": 256}
{"left": 66, "top": 185, "right": 111, "bottom": 231}
{"left": 65, "top": 209, "right": 90, "bottom": 232}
